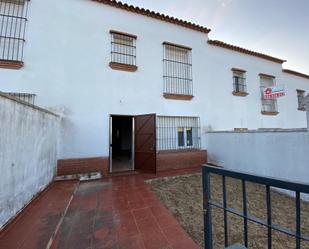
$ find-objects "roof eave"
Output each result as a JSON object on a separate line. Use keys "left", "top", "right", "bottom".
{"left": 92, "top": 0, "right": 211, "bottom": 34}
{"left": 208, "top": 40, "right": 286, "bottom": 64}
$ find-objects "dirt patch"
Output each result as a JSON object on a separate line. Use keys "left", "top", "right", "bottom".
{"left": 147, "top": 174, "right": 309, "bottom": 249}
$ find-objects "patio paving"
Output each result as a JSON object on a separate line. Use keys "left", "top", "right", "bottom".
{"left": 0, "top": 168, "right": 201, "bottom": 249}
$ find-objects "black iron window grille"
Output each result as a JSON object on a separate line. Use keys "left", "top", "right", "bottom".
{"left": 297, "top": 90, "right": 306, "bottom": 110}
{"left": 163, "top": 43, "right": 193, "bottom": 96}
{"left": 0, "top": 0, "right": 29, "bottom": 64}
{"left": 202, "top": 164, "right": 309, "bottom": 249}
{"left": 261, "top": 98, "right": 278, "bottom": 113}
{"left": 5, "top": 92, "right": 36, "bottom": 104}
{"left": 260, "top": 76, "right": 278, "bottom": 113}
{"left": 156, "top": 116, "right": 200, "bottom": 151}
{"left": 110, "top": 31, "right": 136, "bottom": 66}
{"left": 233, "top": 74, "right": 247, "bottom": 93}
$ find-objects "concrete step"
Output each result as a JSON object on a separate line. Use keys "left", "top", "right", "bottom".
{"left": 54, "top": 171, "right": 102, "bottom": 181}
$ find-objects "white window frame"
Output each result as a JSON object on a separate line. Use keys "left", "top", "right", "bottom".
{"left": 177, "top": 127, "right": 193, "bottom": 149}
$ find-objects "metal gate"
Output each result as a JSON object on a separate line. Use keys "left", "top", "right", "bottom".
{"left": 202, "top": 164, "right": 309, "bottom": 249}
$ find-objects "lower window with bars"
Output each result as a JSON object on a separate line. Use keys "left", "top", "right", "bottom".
{"left": 156, "top": 116, "right": 201, "bottom": 151}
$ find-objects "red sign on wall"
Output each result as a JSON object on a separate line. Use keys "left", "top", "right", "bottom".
{"left": 263, "top": 86, "right": 285, "bottom": 99}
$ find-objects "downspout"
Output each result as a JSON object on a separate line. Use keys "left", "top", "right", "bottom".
{"left": 305, "top": 94, "right": 309, "bottom": 130}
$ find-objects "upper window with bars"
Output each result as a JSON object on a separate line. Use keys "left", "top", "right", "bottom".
{"left": 296, "top": 89, "right": 306, "bottom": 111}
{"left": 231, "top": 68, "right": 248, "bottom": 96}
{"left": 0, "top": 0, "right": 29, "bottom": 69}
{"left": 109, "top": 30, "right": 137, "bottom": 72}
{"left": 163, "top": 42, "right": 193, "bottom": 99}
{"left": 260, "top": 74, "right": 278, "bottom": 115}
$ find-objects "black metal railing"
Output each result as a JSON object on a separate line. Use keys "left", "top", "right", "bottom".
{"left": 233, "top": 76, "right": 247, "bottom": 93}
{"left": 0, "top": 0, "right": 29, "bottom": 63}
{"left": 110, "top": 32, "right": 136, "bottom": 66}
{"left": 202, "top": 164, "right": 309, "bottom": 249}
{"left": 163, "top": 44, "right": 193, "bottom": 96}
{"left": 6, "top": 92, "right": 36, "bottom": 104}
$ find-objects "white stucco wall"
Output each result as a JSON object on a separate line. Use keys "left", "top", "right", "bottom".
{"left": 0, "top": 94, "right": 59, "bottom": 229}
{"left": 0, "top": 0, "right": 308, "bottom": 160}
{"left": 205, "top": 129, "right": 309, "bottom": 185}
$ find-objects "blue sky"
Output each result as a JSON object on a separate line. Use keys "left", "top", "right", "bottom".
{"left": 120, "top": 0, "right": 309, "bottom": 74}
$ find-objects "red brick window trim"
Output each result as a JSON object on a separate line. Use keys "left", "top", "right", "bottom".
{"left": 0, "top": 60, "right": 23, "bottom": 69}
{"left": 261, "top": 111, "right": 279, "bottom": 116}
{"left": 109, "top": 62, "right": 137, "bottom": 72}
{"left": 231, "top": 67, "right": 246, "bottom": 73}
{"left": 163, "top": 93, "right": 194, "bottom": 101}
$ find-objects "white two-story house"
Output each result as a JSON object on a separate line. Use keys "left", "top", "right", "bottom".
{"left": 1, "top": 0, "right": 309, "bottom": 176}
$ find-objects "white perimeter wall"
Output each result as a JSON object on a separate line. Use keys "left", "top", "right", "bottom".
{"left": 0, "top": 94, "right": 59, "bottom": 229}
{"left": 205, "top": 130, "right": 309, "bottom": 185}
{"left": 0, "top": 0, "right": 309, "bottom": 160}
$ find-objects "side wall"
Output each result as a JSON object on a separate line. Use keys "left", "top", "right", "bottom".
{"left": 0, "top": 94, "right": 59, "bottom": 229}
{"left": 205, "top": 130, "right": 309, "bottom": 184}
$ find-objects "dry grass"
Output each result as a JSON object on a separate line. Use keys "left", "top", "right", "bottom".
{"left": 148, "top": 174, "right": 309, "bottom": 249}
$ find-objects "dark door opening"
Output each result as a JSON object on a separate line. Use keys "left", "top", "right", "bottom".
{"left": 111, "top": 115, "right": 134, "bottom": 173}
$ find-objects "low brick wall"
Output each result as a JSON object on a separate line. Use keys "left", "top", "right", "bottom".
{"left": 156, "top": 150, "right": 207, "bottom": 172}
{"left": 57, "top": 157, "right": 109, "bottom": 176}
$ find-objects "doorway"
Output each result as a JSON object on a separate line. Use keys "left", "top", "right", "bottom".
{"left": 109, "top": 114, "right": 157, "bottom": 174}
{"left": 110, "top": 115, "right": 134, "bottom": 173}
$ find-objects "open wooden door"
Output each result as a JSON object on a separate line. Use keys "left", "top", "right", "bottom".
{"left": 134, "top": 114, "right": 156, "bottom": 173}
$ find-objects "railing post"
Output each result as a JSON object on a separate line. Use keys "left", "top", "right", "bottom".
{"left": 203, "top": 166, "right": 213, "bottom": 249}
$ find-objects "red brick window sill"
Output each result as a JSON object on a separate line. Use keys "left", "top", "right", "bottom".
{"left": 163, "top": 93, "right": 194, "bottom": 101}
{"left": 0, "top": 60, "right": 24, "bottom": 69}
{"left": 232, "top": 91, "right": 249, "bottom": 97}
{"left": 261, "top": 111, "right": 279, "bottom": 116}
{"left": 109, "top": 62, "right": 137, "bottom": 72}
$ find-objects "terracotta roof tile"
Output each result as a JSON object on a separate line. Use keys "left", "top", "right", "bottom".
{"left": 208, "top": 40, "right": 286, "bottom": 64}
{"left": 282, "top": 69, "right": 309, "bottom": 80}
{"left": 91, "top": 0, "right": 211, "bottom": 33}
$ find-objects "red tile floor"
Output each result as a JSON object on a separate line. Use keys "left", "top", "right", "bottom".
{"left": 0, "top": 168, "right": 201, "bottom": 249}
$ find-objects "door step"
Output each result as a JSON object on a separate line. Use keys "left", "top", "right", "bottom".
{"left": 54, "top": 172, "right": 102, "bottom": 181}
